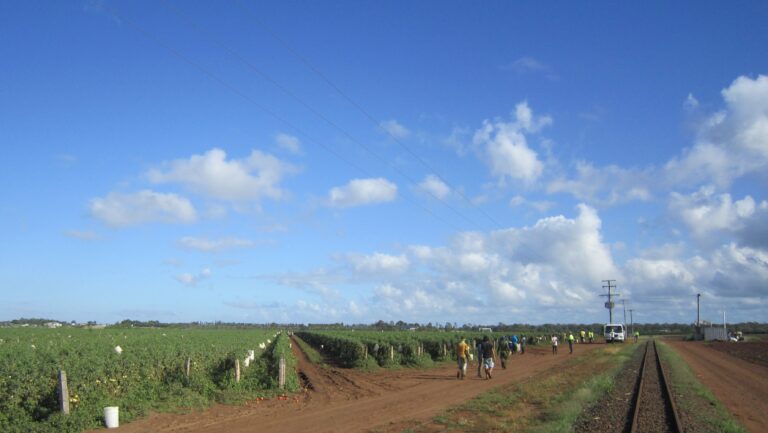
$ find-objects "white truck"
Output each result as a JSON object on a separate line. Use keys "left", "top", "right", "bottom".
{"left": 603, "top": 323, "right": 625, "bottom": 343}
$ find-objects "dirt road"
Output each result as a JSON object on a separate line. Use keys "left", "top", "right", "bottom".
{"left": 665, "top": 340, "right": 768, "bottom": 433}
{"left": 100, "top": 341, "right": 602, "bottom": 433}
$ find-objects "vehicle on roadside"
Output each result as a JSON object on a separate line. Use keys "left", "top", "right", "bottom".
{"left": 604, "top": 323, "right": 625, "bottom": 343}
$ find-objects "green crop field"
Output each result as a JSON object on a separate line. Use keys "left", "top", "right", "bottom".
{"left": 296, "top": 329, "right": 528, "bottom": 368}
{"left": 0, "top": 327, "right": 297, "bottom": 433}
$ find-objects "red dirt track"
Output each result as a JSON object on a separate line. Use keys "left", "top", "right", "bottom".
{"left": 97, "top": 341, "right": 602, "bottom": 433}
{"left": 665, "top": 340, "right": 768, "bottom": 433}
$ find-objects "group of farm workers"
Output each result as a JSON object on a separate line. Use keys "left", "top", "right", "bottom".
{"left": 551, "top": 330, "right": 596, "bottom": 355}
{"left": 455, "top": 334, "right": 527, "bottom": 380}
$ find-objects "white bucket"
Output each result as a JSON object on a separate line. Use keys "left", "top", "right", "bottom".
{"left": 104, "top": 406, "right": 119, "bottom": 428}
{"left": 248, "top": 350, "right": 255, "bottom": 360}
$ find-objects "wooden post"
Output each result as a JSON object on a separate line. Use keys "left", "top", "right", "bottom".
{"left": 390, "top": 345, "right": 394, "bottom": 360}
{"left": 235, "top": 359, "right": 241, "bottom": 383}
{"left": 278, "top": 355, "right": 286, "bottom": 390}
{"left": 58, "top": 370, "right": 70, "bottom": 415}
{"left": 185, "top": 357, "right": 191, "bottom": 379}
{"left": 363, "top": 344, "right": 368, "bottom": 359}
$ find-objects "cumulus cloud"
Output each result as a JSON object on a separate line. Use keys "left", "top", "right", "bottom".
{"left": 416, "top": 174, "right": 450, "bottom": 199}
{"left": 147, "top": 148, "right": 297, "bottom": 202}
{"left": 547, "top": 161, "right": 653, "bottom": 206}
{"left": 623, "top": 242, "right": 768, "bottom": 310}
{"left": 669, "top": 186, "right": 764, "bottom": 240}
{"left": 509, "top": 195, "right": 556, "bottom": 213}
{"left": 90, "top": 190, "right": 197, "bottom": 227}
{"left": 473, "top": 101, "right": 551, "bottom": 184}
{"left": 379, "top": 119, "right": 411, "bottom": 139}
{"left": 347, "top": 252, "right": 410, "bottom": 274}
{"left": 274, "top": 133, "right": 302, "bottom": 155}
{"left": 665, "top": 75, "right": 768, "bottom": 188}
{"left": 176, "top": 268, "right": 211, "bottom": 286}
{"left": 177, "top": 236, "right": 257, "bottom": 253}
{"left": 549, "top": 75, "right": 768, "bottom": 207}
{"left": 327, "top": 178, "right": 398, "bottom": 208}
{"left": 262, "top": 204, "right": 618, "bottom": 322}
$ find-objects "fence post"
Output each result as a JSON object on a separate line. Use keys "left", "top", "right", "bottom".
{"left": 235, "top": 359, "right": 241, "bottom": 383}
{"left": 390, "top": 345, "right": 394, "bottom": 360}
{"left": 185, "top": 357, "right": 191, "bottom": 379}
{"left": 279, "top": 355, "right": 286, "bottom": 390}
{"left": 58, "top": 370, "right": 70, "bottom": 415}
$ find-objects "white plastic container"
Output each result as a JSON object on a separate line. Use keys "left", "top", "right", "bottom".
{"left": 104, "top": 406, "right": 119, "bottom": 428}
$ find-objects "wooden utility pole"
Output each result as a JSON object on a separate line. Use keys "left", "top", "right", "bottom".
{"left": 629, "top": 309, "right": 635, "bottom": 336}
{"left": 58, "top": 370, "right": 70, "bottom": 415}
{"left": 600, "top": 280, "right": 620, "bottom": 323}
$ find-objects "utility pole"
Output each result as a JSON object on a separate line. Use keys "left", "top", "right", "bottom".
{"left": 696, "top": 293, "right": 701, "bottom": 327}
{"left": 600, "top": 280, "right": 620, "bottom": 323}
{"left": 629, "top": 309, "right": 635, "bottom": 336}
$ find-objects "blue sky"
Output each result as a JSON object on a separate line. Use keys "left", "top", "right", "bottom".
{"left": 2, "top": 1, "right": 767, "bottom": 325}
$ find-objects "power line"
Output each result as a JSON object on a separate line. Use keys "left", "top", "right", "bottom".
{"left": 158, "top": 0, "right": 491, "bottom": 233}
{"left": 101, "top": 3, "right": 464, "bottom": 233}
{"left": 232, "top": 0, "right": 506, "bottom": 231}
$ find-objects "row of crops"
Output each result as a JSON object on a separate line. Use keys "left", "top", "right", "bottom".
{"left": 0, "top": 327, "right": 298, "bottom": 433}
{"left": 295, "top": 330, "right": 499, "bottom": 369}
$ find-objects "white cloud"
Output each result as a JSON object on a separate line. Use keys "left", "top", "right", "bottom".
{"left": 176, "top": 268, "right": 211, "bottom": 286}
{"left": 327, "top": 178, "right": 398, "bottom": 208}
{"left": 509, "top": 195, "right": 555, "bottom": 212}
{"left": 503, "top": 56, "right": 558, "bottom": 80}
{"left": 177, "top": 236, "right": 257, "bottom": 253}
{"left": 665, "top": 75, "right": 768, "bottom": 188}
{"left": 684, "top": 93, "right": 699, "bottom": 111}
{"left": 348, "top": 252, "right": 410, "bottom": 274}
{"left": 549, "top": 75, "right": 768, "bottom": 206}
{"left": 275, "top": 133, "right": 302, "bottom": 155}
{"left": 379, "top": 119, "right": 411, "bottom": 139}
{"left": 147, "top": 148, "right": 297, "bottom": 202}
{"left": 669, "top": 186, "right": 764, "bottom": 239}
{"left": 547, "top": 161, "right": 653, "bottom": 206}
{"left": 473, "top": 101, "right": 550, "bottom": 184}
{"left": 90, "top": 190, "right": 197, "bottom": 227}
{"left": 416, "top": 174, "right": 450, "bottom": 199}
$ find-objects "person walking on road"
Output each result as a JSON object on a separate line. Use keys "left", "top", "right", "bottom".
{"left": 588, "top": 330, "right": 594, "bottom": 343}
{"left": 568, "top": 332, "right": 575, "bottom": 354}
{"left": 520, "top": 335, "right": 526, "bottom": 354}
{"left": 498, "top": 336, "right": 510, "bottom": 369}
{"left": 580, "top": 330, "right": 586, "bottom": 344}
{"left": 551, "top": 334, "right": 558, "bottom": 355}
{"left": 480, "top": 336, "right": 497, "bottom": 379}
{"left": 634, "top": 330, "right": 640, "bottom": 343}
{"left": 456, "top": 337, "right": 471, "bottom": 379}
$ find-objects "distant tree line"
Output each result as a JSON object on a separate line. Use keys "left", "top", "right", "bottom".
{"left": 3, "top": 318, "right": 767, "bottom": 334}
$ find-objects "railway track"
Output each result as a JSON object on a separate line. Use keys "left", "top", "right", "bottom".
{"left": 630, "top": 340, "right": 683, "bottom": 433}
